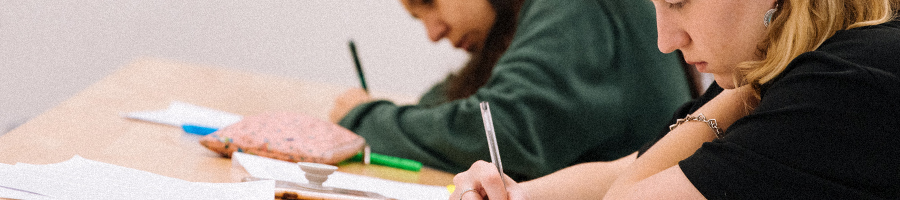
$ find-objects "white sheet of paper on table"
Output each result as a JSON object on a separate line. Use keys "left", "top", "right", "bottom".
{"left": 124, "top": 101, "right": 243, "bottom": 129}
{"left": 232, "top": 152, "right": 450, "bottom": 200}
{"left": 0, "top": 162, "right": 46, "bottom": 199}
{"left": 0, "top": 155, "right": 274, "bottom": 200}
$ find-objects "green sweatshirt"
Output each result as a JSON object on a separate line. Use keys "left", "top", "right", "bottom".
{"left": 339, "top": 0, "right": 690, "bottom": 181}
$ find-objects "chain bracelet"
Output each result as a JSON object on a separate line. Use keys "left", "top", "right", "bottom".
{"left": 669, "top": 113, "right": 725, "bottom": 139}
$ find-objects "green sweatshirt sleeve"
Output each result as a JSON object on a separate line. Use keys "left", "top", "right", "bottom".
{"left": 339, "top": 0, "right": 690, "bottom": 181}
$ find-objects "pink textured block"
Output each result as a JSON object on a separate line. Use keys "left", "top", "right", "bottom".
{"left": 199, "top": 111, "right": 365, "bottom": 164}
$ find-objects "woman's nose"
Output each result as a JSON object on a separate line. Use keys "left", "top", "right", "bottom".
{"left": 656, "top": 13, "right": 689, "bottom": 53}
{"left": 422, "top": 16, "right": 448, "bottom": 42}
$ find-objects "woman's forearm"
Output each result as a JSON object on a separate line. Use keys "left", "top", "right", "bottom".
{"left": 520, "top": 152, "right": 636, "bottom": 199}
{"left": 605, "top": 86, "right": 757, "bottom": 198}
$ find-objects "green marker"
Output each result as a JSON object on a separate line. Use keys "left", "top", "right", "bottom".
{"left": 347, "top": 151, "right": 423, "bottom": 172}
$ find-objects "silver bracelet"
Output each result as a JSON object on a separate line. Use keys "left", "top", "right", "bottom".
{"left": 669, "top": 113, "right": 725, "bottom": 139}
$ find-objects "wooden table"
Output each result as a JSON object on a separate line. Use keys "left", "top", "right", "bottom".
{"left": 0, "top": 58, "right": 454, "bottom": 187}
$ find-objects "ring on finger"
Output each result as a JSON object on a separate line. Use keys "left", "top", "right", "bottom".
{"left": 459, "top": 188, "right": 478, "bottom": 200}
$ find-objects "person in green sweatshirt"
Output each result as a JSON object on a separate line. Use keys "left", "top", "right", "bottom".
{"left": 329, "top": 0, "right": 692, "bottom": 181}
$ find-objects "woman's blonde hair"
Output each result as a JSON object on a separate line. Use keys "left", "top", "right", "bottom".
{"left": 737, "top": 0, "right": 899, "bottom": 95}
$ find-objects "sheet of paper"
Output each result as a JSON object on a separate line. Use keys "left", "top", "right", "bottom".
{"left": 0, "top": 155, "right": 274, "bottom": 200}
{"left": 0, "top": 163, "right": 48, "bottom": 199}
{"left": 124, "top": 101, "right": 243, "bottom": 129}
{"left": 0, "top": 186, "right": 45, "bottom": 200}
{"left": 232, "top": 152, "right": 450, "bottom": 200}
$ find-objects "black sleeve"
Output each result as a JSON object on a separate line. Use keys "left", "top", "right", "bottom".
{"left": 678, "top": 52, "right": 900, "bottom": 199}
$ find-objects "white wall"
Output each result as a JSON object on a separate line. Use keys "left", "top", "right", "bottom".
{"left": 0, "top": 0, "right": 470, "bottom": 132}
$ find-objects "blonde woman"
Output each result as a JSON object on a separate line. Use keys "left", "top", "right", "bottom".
{"left": 451, "top": 0, "right": 900, "bottom": 199}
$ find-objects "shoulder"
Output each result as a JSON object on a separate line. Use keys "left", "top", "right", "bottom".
{"left": 515, "top": 0, "right": 605, "bottom": 31}
{"left": 738, "top": 19, "right": 900, "bottom": 175}
{"left": 520, "top": 0, "right": 654, "bottom": 13}
{"left": 519, "top": 0, "right": 599, "bottom": 14}
{"left": 513, "top": 0, "right": 660, "bottom": 50}
{"left": 507, "top": 0, "right": 659, "bottom": 57}
{"left": 517, "top": 0, "right": 655, "bottom": 25}
{"left": 804, "top": 20, "right": 900, "bottom": 76}
{"left": 763, "top": 20, "right": 900, "bottom": 98}
{"left": 498, "top": 0, "right": 617, "bottom": 69}
{"left": 758, "top": 42, "right": 900, "bottom": 121}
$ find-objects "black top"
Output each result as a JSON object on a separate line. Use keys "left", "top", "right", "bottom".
{"left": 639, "top": 20, "right": 900, "bottom": 199}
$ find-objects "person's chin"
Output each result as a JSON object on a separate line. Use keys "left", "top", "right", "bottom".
{"left": 460, "top": 42, "right": 475, "bottom": 52}
{"left": 713, "top": 76, "right": 736, "bottom": 89}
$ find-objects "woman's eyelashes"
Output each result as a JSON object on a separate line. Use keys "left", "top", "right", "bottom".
{"left": 666, "top": 0, "right": 685, "bottom": 9}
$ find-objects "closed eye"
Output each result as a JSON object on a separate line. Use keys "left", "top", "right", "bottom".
{"left": 665, "top": 0, "right": 686, "bottom": 9}
{"left": 411, "top": 0, "right": 433, "bottom": 6}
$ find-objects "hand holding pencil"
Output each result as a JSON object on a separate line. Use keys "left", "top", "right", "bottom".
{"left": 328, "top": 40, "right": 373, "bottom": 123}
{"left": 448, "top": 101, "right": 526, "bottom": 200}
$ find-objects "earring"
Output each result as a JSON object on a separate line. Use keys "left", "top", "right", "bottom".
{"left": 764, "top": 3, "right": 779, "bottom": 27}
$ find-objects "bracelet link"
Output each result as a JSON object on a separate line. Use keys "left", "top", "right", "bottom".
{"left": 668, "top": 113, "right": 725, "bottom": 139}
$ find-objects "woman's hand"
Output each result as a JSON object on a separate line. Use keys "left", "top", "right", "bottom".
{"left": 450, "top": 161, "right": 527, "bottom": 200}
{"left": 329, "top": 88, "right": 372, "bottom": 123}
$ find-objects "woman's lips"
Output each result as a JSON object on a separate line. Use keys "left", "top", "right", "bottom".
{"left": 454, "top": 35, "right": 473, "bottom": 52}
{"left": 687, "top": 61, "right": 708, "bottom": 73}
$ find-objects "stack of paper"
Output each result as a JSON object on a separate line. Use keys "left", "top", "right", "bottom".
{"left": 0, "top": 155, "right": 273, "bottom": 199}
{"left": 232, "top": 152, "right": 451, "bottom": 200}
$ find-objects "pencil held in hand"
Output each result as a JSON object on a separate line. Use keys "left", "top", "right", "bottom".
{"left": 348, "top": 40, "right": 368, "bottom": 92}
{"left": 480, "top": 101, "right": 506, "bottom": 187}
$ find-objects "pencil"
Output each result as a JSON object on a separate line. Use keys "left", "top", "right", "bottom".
{"left": 479, "top": 101, "right": 507, "bottom": 188}
{"left": 348, "top": 40, "right": 368, "bottom": 92}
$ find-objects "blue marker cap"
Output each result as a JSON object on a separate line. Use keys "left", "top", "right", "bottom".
{"left": 182, "top": 124, "right": 218, "bottom": 135}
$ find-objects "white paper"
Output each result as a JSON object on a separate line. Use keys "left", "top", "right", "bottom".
{"left": 0, "top": 155, "right": 274, "bottom": 200}
{"left": 0, "top": 186, "right": 47, "bottom": 200}
{"left": 0, "top": 162, "right": 48, "bottom": 199}
{"left": 124, "top": 101, "right": 243, "bottom": 129}
{"left": 232, "top": 152, "right": 450, "bottom": 200}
